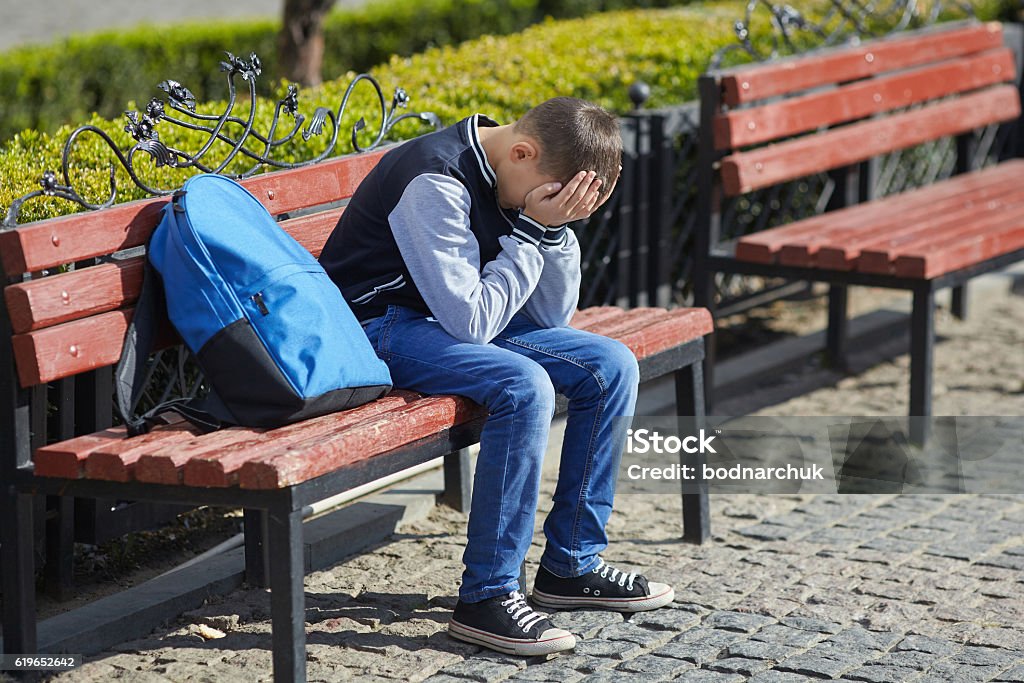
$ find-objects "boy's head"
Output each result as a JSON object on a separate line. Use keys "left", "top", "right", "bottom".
{"left": 496, "top": 97, "right": 622, "bottom": 211}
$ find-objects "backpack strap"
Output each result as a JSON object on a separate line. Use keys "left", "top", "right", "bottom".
{"left": 115, "top": 198, "right": 236, "bottom": 436}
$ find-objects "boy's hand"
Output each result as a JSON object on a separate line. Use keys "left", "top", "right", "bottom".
{"left": 523, "top": 170, "right": 617, "bottom": 227}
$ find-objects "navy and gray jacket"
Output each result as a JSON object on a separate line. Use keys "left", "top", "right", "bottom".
{"left": 319, "top": 114, "right": 581, "bottom": 344}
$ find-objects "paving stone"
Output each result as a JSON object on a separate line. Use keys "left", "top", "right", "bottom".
{"left": 803, "top": 527, "right": 878, "bottom": 546}
{"left": 424, "top": 676, "right": 476, "bottom": 683}
{"left": 506, "top": 666, "right": 585, "bottom": 683}
{"left": 546, "top": 610, "right": 624, "bottom": 639}
{"left": 750, "top": 624, "right": 826, "bottom": 648}
{"left": 572, "top": 638, "right": 643, "bottom": 660}
{"left": 774, "top": 651, "right": 864, "bottom": 678}
{"left": 977, "top": 554, "right": 1024, "bottom": 571}
{"left": 725, "top": 639, "right": 803, "bottom": 661}
{"left": 858, "top": 537, "right": 922, "bottom": 554}
{"left": 628, "top": 608, "right": 702, "bottom": 631}
{"left": 949, "top": 647, "right": 1023, "bottom": 668}
{"left": 574, "top": 671, "right": 656, "bottom": 683}
{"left": 505, "top": 655, "right": 593, "bottom": 681}
{"left": 438, "top": 658, "right": 523, "bottom": 682}
{"left": 670, "top": 671, "right": 745, "bottom": 683}
{"left": 779, "top": 616, "right": 844, "bottom": 634}
{"left": 822, "top": 627, "right": 904, "bottom": 654}
{"left": 703, "top": 611, "right": 776, "bottom": 634}
{"left": 747, "top": 672, "right": 818, "bottom": 683}
{"left": 967, "top": 628, "right": 1024, "bottom": 650}
{"left": 842, "top": 664, "right": 929, "bottom": 683}
{"left": 735, "top": 524, "right": 802, "bottom": 541}
{"left": 993, "top": 664, "right": 1024, "bottom": 682}
{"left": 924, "top": 660, "right": 1014, "bottom": 682}
{"left": 654, "top": 631, "right": 743, "bottom": 667}
{"left": 615, "top": 654, "right": 696, "bottom": 677}
{"left": 597, "top": 622, "right": 673, "bottom": 647}
{"left": 894, "top": 634, "right": 960, "bottom": 655}
{"left": 706, "top": 656, "right": 774, "bottom": 675}
{"left": 868, "top": 649, "right": 945, "bottom": 671}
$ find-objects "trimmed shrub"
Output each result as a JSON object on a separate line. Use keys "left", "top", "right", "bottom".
{"left": 0, "top": 0, "right": 694, "bottom": 142}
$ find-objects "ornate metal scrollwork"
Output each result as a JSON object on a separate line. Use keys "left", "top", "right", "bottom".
{"left": 709, "top": 0, "right": 976, "bottom": 70}
{"left": 3, "top": 51, "right": 441, "bottom": 228}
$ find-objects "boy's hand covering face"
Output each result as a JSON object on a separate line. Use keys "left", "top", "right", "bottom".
{"left": 523, "top": 170, "right": 618, "bottom": 227}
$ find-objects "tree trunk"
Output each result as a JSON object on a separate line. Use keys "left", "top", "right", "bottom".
{"left": 280, "top": 0, "right": 336, "bottom": 87}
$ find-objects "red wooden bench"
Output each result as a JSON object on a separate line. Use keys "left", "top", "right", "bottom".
{"left": 694, "top": 20, "right": 1024, "bottom": 443}
{"left": 1, "top": 147, "right": 713, "bottom": 681}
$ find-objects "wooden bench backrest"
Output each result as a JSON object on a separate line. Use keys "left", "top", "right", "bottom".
{"left": 1, "top": 149, "right": 388, "bottom": 388}
{"left": 706, "top": 21, "right": 1020, "bottom": 196}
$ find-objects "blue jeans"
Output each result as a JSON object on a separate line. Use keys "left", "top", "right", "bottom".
{"left": 362, "top": 305, "right": 640, "bottom": 602}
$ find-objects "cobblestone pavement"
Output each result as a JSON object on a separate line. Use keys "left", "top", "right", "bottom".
{"left": 35, "top": 280, "right": 1024, "bottom": 682}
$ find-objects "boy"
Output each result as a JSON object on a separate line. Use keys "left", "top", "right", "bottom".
{"left": 319, "top": 97, "right": 674, "bottom": 656}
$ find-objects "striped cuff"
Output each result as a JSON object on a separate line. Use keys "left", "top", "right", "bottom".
{"left": 511, "top": 213, "right": 546, "bottom": 246}
{"left": 541, "top": 225, "right": 568, "bottom": 247}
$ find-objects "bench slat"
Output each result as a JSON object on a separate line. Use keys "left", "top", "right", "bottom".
{"left": 134, "top": 426, "right": 266, "bottom": 485}
{"left": 815, "top": 189, "right": 1024, "bottom": 270}
{"left": 34, "top": 427, "right": 128, "bottom": 478}
{"left": 733, "top": 160, "right": 1024, "bottom": 263}
{"left": 781, "top": 176, "right": 1024, "bottom": 268}
{"left": 7, "top": 280, "right": 657, "bottom": 388}
{"left": 11, "top": 309, "right": 178, "bottom": 387}
{"left": 569, "top": 306, "right": 625, "bottom": 329}
{"left": 85, "top": 422, "right": 204, "bottom": 482}
{"left": 0, "top": 151, "right": 383, "bottom": 276}
{"left": 895, "top": 225, "right": 1024, "bottom": 278}
{"left": 4, "top": 207, "right": 345, "bottom": 335}
{"left": 239, "top": 395, "right": 486, "bottom": 489}
{"left": 180, "top": 390, "right": 422, "bottom": 487}
{"left": 720, "top": 85, "right": 1021, "bottom": 196}
{"left": 857, "top": 202, "right": 1024, "bottom": 275}
{"left": 714, "top": 48, "right": 1015, "bottom": 150}
{"left": 718, "top": 22, "right": 1003, "bottom": 106}
{"left": 618, "top": 309, "right": 712, "bottom": 358}
{"left": 586, "top": 307, "right": 672, "bottom": 339}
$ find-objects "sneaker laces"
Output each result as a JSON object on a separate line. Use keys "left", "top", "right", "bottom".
{"left": 592, "top": 559, "right": 636, "bottom": 591}
{"left": 501, "top": 591, "right": 547, "bottom": 633}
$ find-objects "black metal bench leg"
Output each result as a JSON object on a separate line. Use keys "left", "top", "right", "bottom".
{"left": 243, "top": 508, "right": 269, "bottom": 588}
{"left": 827, "top": 284, "right": 849, "bottom": 370}
{"left": 910, "top": 286, "right": 935, "bottom": 445}
{"left": 44, "top": 496, "right": 75, "bottom": 600}
{"left": 268, "top": 500, "right": 306, "bottom": 683}
{"left": 951, "top": 284, "right": 968, "bottom": 320}
{"left": 439, "top": 447, "right": 472, "bottom": 512}
{"left": 518, "top": 559, "right": 528, "bottom": 596}
{"left": 2, "top": 490, "right": 38, "bottom": 655}
{"left": 675, "top": 345, "right": 710, "bottom": 545}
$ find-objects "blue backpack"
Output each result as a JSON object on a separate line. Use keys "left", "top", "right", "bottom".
{"left": 116, "top": 174, "right": 392, "bottom": 434}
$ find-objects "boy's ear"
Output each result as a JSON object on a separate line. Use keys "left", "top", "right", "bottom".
{"left": 510, "top": 139, "right": 539, "bottom": 163}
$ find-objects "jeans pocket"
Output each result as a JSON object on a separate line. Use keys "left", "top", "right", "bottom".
{"left": 375, "top": 305, "right": 400, "bottom": 358}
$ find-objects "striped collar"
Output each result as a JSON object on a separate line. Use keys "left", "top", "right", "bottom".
{"left": 467, "top": 114, "right": 499, "bottom": 188}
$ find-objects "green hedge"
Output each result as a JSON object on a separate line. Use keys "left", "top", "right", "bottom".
{"left": 0, "top": 0, "right": 693, "bottom": 142}
{"left": 0, "top": 0, "right": 1008, "bottom": 225}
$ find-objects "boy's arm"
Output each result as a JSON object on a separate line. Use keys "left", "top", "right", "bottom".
{"left": 521, "top": 226, "right": 581, "bottom": 329}
{"left": 388, "top": 173, "right": 545, "bottom": 344}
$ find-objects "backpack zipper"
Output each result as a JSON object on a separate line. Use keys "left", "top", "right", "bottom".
{"left": 251, "top": 292, "right": 270, "bottom": 315}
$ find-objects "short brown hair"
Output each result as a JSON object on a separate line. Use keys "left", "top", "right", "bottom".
{"left": 514, "top": 97, "right": 622, "bottom": 195}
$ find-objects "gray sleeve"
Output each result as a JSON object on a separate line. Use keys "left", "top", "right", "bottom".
{"left": 522, "top": 228, "right": 581, "bottom": 329}
{"left": 388, "top": 173, "right": 545, "bottom": 345}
